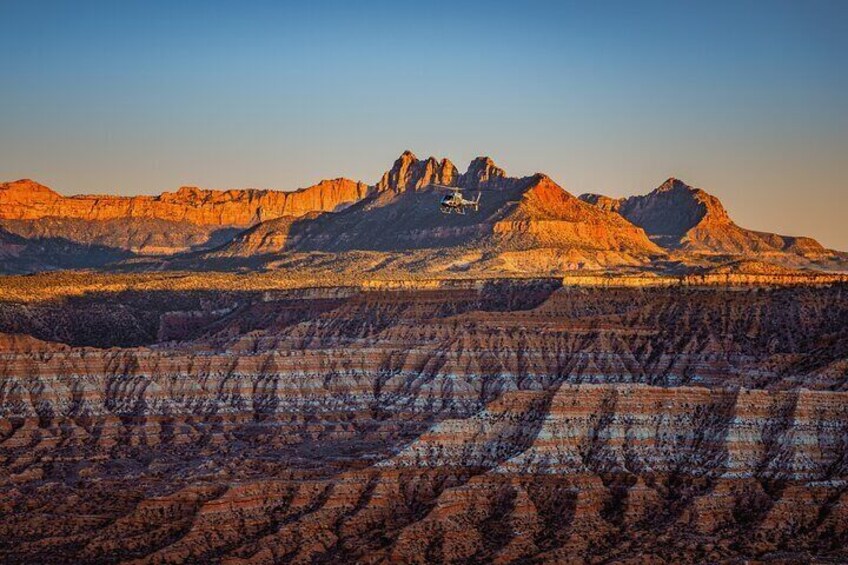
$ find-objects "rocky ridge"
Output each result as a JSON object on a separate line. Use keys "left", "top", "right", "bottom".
{"left": 374, "top": 151, "right": 508, "bottom": 192}
{"left": 198, "top": 156, "right": 846, "bottom": 276}
{"left": 0, "top": 178, "right": 371, "bottom": 226}
{"left": 0, "top": 178, "right": 371, "bottom": 262}
{"left": 1, "top": 155, "right": 846, "bottom": 276}
{"left": 209, "top": 153, "right": 662, "bottom": 272}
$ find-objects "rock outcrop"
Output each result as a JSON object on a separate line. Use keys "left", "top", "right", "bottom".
{"left": 374, "top": 151, "right": 508, "bottom": 193}
{"left": 577, "top": 192, "right": 622, "bottom": 214}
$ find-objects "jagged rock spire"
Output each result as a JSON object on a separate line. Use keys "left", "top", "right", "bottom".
{"left": 375, "top": 151, "right": 459, "bottom": 192}
{"left": 460, "top": 156, "right": 506, "bottom": 188}
{"left": 375, "top": 152, "right": 509, "bottom": 192}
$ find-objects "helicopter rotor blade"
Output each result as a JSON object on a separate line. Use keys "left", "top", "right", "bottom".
{"left": 428, "top": 183, "right": 497, "bottom": 193}
{"left": 429, "top": 184, "right": 462, "bottom": 192}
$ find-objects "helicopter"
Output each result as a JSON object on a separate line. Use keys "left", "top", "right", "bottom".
{"left": 431, "top": 185, "right": 481, "bottom": 214}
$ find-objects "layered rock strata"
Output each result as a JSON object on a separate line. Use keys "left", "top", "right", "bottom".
{"left": 1, "top": 283, "right": 847, "bottom": 563}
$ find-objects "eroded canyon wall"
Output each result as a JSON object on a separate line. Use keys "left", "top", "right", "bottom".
{"left": 1, "top": 283, "right": 847, "bottom": 563}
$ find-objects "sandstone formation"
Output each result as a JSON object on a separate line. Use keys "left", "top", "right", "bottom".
{"left": 375, "top": 150, "right": 460, "bottom": 192}
{"left": 1, "top": 282, "right": 847, "bottom": 563}
{"left": 374, "top": 151, "right": 508, "bottom": 193}
{"left": 461, "top": 155, "right": 508, "bottom": 188}
{"left": 0, "top": 178, "right": 371, "bottom": 226}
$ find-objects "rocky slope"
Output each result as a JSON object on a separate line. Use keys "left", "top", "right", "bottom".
{"left": 0, "top": 282, "right": 847, "bottom": 563}
{"left": 0, "top": 217, "right": 240, "bottom": 257}
{"left": 580, "top": 178, "right": 832, "bottom": 258}
{"left": 0, "top": 226, "right": 135, "bottom": 274}
{"left": 209, "top": 152, "right": 662, "bottom": 271}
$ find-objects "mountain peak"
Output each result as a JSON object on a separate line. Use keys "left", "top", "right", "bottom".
{"left": 461, "top": 156, "right": 506, "bottom": 188}
{"left": 376, "top": 151, "right": 458, "bottom": 192}
{"left": 656, "top": 177, "right": 691, "bottom": 193}
{"left": 470, "top": 156, "right": 495, "bottom": 166}
{"left": 374, "top": 152, "right": 509, "bottom": 192}
{"left": 609, "top": 178, "right": 728, "bottom": 238}
{"left": 577, "top": 177, "right": 828, "bottom": 257}
{"left": 0, "top": 179, "right": 62, "bottom": 205}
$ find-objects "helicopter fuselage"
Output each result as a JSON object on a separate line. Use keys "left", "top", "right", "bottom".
{"left": 439, "top": 190, "right": 480, "bottom": 214}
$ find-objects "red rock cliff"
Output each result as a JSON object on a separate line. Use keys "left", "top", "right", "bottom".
{"left": 0, "top": 177, "right": 372, "bottom": 227}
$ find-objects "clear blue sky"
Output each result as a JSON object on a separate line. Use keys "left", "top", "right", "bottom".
{"left": 1, "top": 0, "right": 846, "bottom": 249}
